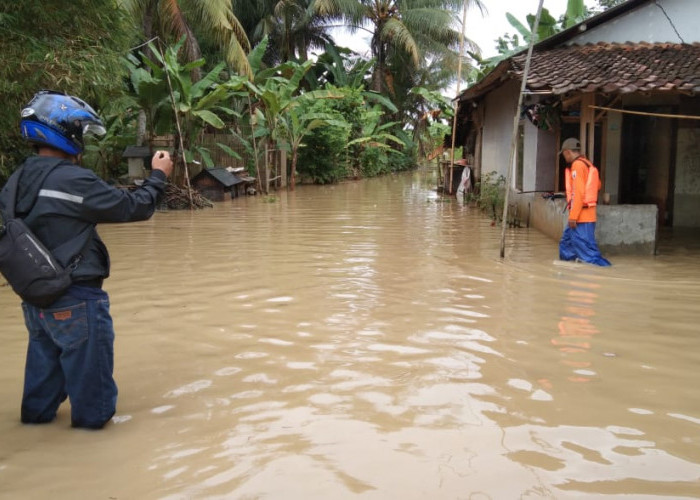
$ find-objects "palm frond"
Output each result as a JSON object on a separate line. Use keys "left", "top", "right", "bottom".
{"left": 381, "top": 17, "right": 419, "bottom": 66}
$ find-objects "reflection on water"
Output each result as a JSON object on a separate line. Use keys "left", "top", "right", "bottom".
{"left": 1, "top": 169, "right": 700, "bottom": 498}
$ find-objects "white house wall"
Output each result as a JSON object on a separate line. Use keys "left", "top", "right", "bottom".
{"left": 522, "top": 121, "right": 556, "bottom": 192}
{"left": 481, "top": 85, "right": 558, "bottom": 194}
{"left": 523, "top": 122, "right": 537, "bottom": 192}
{"left": 481, "top": 81, "right": 519, "bottom": 181}
{"left": 568, "top": 0, "right": 698, "bottom": 45}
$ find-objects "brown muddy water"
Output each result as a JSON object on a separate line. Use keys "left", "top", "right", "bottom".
{"left": 1, "top": 169, "right": 700, "bottom": 499}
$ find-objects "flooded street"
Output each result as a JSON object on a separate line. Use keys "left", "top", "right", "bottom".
{"left": 1, "top": 168, "right": 700, "bottom": 499}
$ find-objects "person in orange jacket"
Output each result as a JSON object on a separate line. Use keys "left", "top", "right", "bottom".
{"left": 558, "top": 137, "right": 611, "bottom": 266}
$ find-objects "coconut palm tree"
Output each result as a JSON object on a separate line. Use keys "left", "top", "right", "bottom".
{"left": 311, "top": 0, "right": 484, "bottom": 94}
{"left": 236, "top": 0, "right": 334, "bottom": 64}
{"left": 118, "top": 0, "right": 251, "bottom": 77}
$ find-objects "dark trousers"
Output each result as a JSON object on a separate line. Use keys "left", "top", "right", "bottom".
{"left": 20, "top": 285, "right": 117, "bottom": 429}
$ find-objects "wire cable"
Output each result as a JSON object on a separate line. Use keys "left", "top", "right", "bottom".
{"left": 654, "top": 0, "right": 685, "bottom": 44}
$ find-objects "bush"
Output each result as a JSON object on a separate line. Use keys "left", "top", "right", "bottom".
{"left": 296, "top": 87, "right": 359, "bottom": 184}
{"left": 388, "top": 131, "right": 417, "bottom": 172}
{"left": 472, "top": 171, "right": 506, "bottom": 221}
{"left": 0, "top": 1, "right": 133, "bottom": 183}
{"left": 359, "top": 147, "right": 390, "bottom": 177}
{"left": 296, "top": 113, "right": 350, "bottom": 184}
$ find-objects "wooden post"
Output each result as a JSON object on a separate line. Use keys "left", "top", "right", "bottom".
{"left": 280, "top": 148, "right": 287, "bottom": 188}
{"left": 580, "top": 93, "right": 595, "bottom": 157}
{"left": 473, "top": 105, "right": 483, "bottom": 187}
{"left": 448, "top": 0, "right": 469, "bottom": 195}
{"left": 264, "top": 144, "right": 270, "bottom": 195}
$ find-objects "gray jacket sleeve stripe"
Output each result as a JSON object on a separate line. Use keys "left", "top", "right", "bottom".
{"left": 39, "top": 189, "right": 84, "bottom": 204}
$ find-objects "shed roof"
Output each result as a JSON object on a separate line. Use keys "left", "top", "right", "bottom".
{"left": 122, "top": 146, "right": 152, "bottom": 158}
{"left": 192, "top": 167, "right": 243, "bottom": 187}
{"left": 459, "top": 42, "right": 700, "bottom": 102}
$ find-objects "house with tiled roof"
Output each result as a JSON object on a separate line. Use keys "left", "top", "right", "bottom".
{"left": 456, "top": 0, "right": 700, "bottom": 254}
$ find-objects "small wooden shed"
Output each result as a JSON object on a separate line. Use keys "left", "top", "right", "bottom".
{"left": 229, "top": 167, "right": 257, "bottom": 195}
{"left": 191, "top": 167, "right": 245, "bottom": 201}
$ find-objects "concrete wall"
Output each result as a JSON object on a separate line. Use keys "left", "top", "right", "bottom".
{"left": 596, "top": 204, "right": 659, "bottom": 255}
{"left": 525, "top": 195, "right": 659, "bottom": 255}
{"left": 568, "top": 0, "right": 699, "bottom": 45}
{"left": 525, "top": 194, "right": 567, "bottom": 241}
{"left": 480, "top": 81, "right": 519, "bottom": 180}
{"left": 522, "top": 122, "right": 537, "bottom": 191}
{"left": 480, "top": 85, "right": 559, "bottom": 194}
{"left": 534, "top": 127, "right": 557, "bottom": 192}
{"left": 522, "top": 120, "right": 557, "bottom": 193}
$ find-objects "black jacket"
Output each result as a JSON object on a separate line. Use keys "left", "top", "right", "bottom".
{"left": 0, "top": 155, "right": 167, "bottom": 282}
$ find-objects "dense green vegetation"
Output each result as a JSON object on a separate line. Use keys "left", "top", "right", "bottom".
{"left": 1, "top": 0, "right": 476, "bottom": 190}
{"left": 0, "top": 0, "right": 611, "bottom": 193}
{"left": 0, "top": 1, "right": 134, "bottom": 178}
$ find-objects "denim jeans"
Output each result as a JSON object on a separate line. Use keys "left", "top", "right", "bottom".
{"left": 20, "top": 285, "right": 117, "bottom": 429}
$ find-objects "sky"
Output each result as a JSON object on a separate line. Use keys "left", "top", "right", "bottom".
{"left": 464, "top": 0, "right": 594, "bottom": 58}
{"left": 331, "top": 0, "right": 596, "bottom": 59}
{"left": 328, "top": 0, "right": 597, "bottom": 96}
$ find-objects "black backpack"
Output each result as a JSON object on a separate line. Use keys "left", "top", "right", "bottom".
{"left": 0, "top": 164, "right": 79, "bottom": 307}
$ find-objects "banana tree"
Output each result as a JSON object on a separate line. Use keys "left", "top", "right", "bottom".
{"left": 277, "top": 108, "right": 349, "bottom": 190}
{"left": 245, "top": 43, "right": 348, "bottom": 190}
{"left": 312, "top": 43, "right": 374, "bottom": 89}
{"left": 564, "top": 0, "right": 587, "bottom": 28}
{"left": 346, "top": 108, "right": 405, "bottom": 151}
{"left": 345, "top": 108, "right": 406, "bottom": 178}
{"left": 129, "top": 37, "right": 248, "bottom": 184}
{"left": 481, "top": 7, "right": 559, "bottom": 69}
{"left": 478, "top": 0, "right": 587, "bottom": 73}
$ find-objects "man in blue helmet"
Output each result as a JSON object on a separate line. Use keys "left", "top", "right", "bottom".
{"left": 0, "top": 90, "right": 173, "bottom": 429}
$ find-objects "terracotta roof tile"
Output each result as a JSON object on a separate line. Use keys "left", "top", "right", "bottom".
{"left": 505, "top": 42, "right": 700, "bottom": 95}
{"left": 458, "top": 42, "right": 700, "bottom": 102}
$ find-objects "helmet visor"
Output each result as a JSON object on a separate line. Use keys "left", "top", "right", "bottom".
{"left": 83, "top": 122, "right": 106, "bottom": 137}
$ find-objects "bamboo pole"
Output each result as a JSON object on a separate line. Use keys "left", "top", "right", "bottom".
{"left": 448, "top": 0, "right": 469, "bottom": 195}
{"left": 499, "top": 0, "right": 545, "bottom": 258}
{"left": 158, "top": 42, "right": 194, "bottom": 209}
{"left": 248, "top": 95, "right": 262, "bottom": 194}
{"left": 590, "top": 105, "right": 700, "bottom": 121}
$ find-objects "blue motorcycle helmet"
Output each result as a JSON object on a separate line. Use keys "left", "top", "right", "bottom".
{"left": 20, "top": 90, "right": 106, "bottom": 156}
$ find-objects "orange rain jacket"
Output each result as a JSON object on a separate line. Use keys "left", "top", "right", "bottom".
{"left": 565, "top": 156, "right": 600, "bottom": 223}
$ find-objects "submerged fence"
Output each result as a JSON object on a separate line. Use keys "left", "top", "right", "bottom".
{"left": 198, "top": 133, "right": 248, "bottom": 169}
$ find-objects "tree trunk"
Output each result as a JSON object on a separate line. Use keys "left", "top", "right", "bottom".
{"left": 172, "top": 131, "right": 184, "bottom": 186}
{"left": 290, "top": 147, "right": 298, "bottom": 191}
{"left": 136, "top": 110, "right": 147, "bottom": 147}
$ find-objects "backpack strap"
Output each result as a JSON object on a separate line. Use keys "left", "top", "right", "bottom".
{"left": 1, "top": 167, "right": 24, "bottom": 220}
{"left": 2, "top": 160, "right": 86, "bottom": 269}
{"left": 574, "top": 156, "right": 591, "bottom": 170}
{"left": 3, "top": 161, "right": 67, "bottom": 219}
